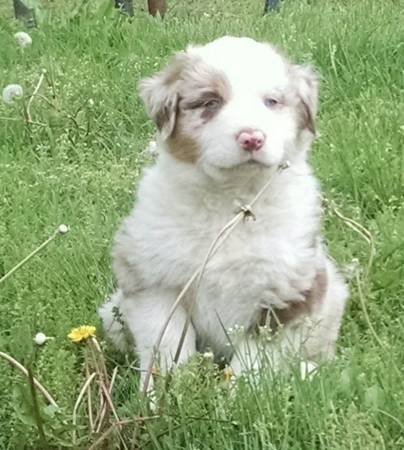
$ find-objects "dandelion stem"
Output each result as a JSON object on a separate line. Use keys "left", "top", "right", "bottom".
{"left": 0, "top": 225, "right": 68, "bottom": 285}
{"left": 0, "top": 351, "right": 58, "bottom": 406}
{"left": 27, "top": 367, "right": 49, "bottom": 449}
{"left": 0, "top": 116, "right": 20, "bottom": 121}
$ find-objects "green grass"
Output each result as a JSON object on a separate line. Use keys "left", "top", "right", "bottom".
{"left": 1, "top": 0, "right": 404, "bottom": 448}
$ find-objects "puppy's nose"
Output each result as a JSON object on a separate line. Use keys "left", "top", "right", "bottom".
{"left": 236, "top": 129, "right": 265, "bottom": 151}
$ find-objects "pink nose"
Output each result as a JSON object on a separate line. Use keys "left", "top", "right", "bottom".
{"left": 236, "top": 129, "right": 265, "bottom": 152}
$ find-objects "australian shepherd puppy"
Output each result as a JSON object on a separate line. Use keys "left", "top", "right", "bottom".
{"left": 99, "top": 36, "right": 348, "bottom": 389}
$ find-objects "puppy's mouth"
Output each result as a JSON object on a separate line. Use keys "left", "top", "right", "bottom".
{"left": 245, "top": 159, "right": 268, "bottom": 167}
{"left": 240, "top": 154, "right": 272, "bottom": 168}
{"left": 214, "top": 158, "right": 272, "bottom": 171}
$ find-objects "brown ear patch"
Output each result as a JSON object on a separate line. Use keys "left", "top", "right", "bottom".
{"left": 138, "top": 52, "right": 192, "bottom": 139}
{"left": 290, "top": 64, "right": 319, "bottom": 135}
{"left": 297, "top": 98, "right": 316, "bottom": 134}
{"left": 164, "top": 68, "right": 231, "bottom": 163}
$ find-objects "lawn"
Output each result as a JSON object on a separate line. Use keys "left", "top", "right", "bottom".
{"left": 1, "top": 0, "right": 404, "bottom": 448}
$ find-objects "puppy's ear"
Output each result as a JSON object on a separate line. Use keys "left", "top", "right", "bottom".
{"left": 292, "top": 64, "right": 319, "bottom": 134}
{"left": 139, "top": 52, "right": 188, "bottom": 140}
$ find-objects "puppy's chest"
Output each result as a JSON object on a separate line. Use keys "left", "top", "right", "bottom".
{"left": 151, "top": 198, "right": 316, "bottom": 285}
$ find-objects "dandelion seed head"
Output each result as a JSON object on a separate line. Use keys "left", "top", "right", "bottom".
{"left": 58, "top": 224, "right": 69, "bottom": 235}
{"left": 2, "top": 84, "right": 23, "bottom": 104}
{"left": 14, "top": 31, "right": 32, "bottom": 48}
{"left": 34, "top": 332, "right": 48, "bottom": 346}
{"left": 146, "top": 140, "right": 158, "bottom": 157}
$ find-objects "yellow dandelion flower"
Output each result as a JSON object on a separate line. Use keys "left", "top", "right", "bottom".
{"left": 223, "top": 366, "right": 235, "bottom": 381}
{"left": 68, "top": 325, "right": 96, "bottom": 343}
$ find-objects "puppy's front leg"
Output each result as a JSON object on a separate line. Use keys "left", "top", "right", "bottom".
{"left": 229, "top": 324, "right": 314, "bottom": 377}
{"left": 230, "top": 337, "right": 260, "bottom": 376}
{"left": 120, "top": 288, "right": 196, "bottom": 391}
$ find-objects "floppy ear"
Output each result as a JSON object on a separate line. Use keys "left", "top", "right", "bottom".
{"left": 292, "top": 64, "right": 319, "bottom": 134}
{"left": 139, "top": 52, "right": 188, "bottom": 140}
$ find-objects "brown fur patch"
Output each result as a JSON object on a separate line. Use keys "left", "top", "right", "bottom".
{"left": 182, "top": 91, "right": 224, "bottom": 122}
{"left": 257, "top": 267, "right": 328, "bottom": 332}
{"left": 181, "top": 71, "right": 231, "bottom": 123}
{"left": 166, "top": 130, "right": 201, "bottom": 164}
{"left": 165, "top": 69, "right": 231, "bottom": 163}
{"left": 288, "top": 63, "right": 318, "bottom": 135}
{"left": 297, "top": 98, "right": 316, "bottom": 134}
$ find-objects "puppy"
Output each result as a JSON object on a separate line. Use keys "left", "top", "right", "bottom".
{"left": 99, "top": 36, "right": 348, "bottom": 387}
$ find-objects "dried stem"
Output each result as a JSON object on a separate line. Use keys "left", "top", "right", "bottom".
{"left": 142, "top": 161, "right": 290, "bottom": 393}
{"left": 72, "top": 372, "right": 97, "bottom": 445}
{"left": 86, "top": 362, "right": 95, "bottom": 432}
{"left": 355, "top": 271, "right": 384, "bottom": 348}
{"left": 26, "top": 71, "right": 46, "bottom": 124}
{"left": 88, "top": 416, "right": 160, "bottom": 450}
{"left": 327, "top": 200, "right": 401, "bottom": 375}
{"left": 100, "top": 383, "right": 121, "bottom": 425}
{"left": 327, "top": 199, "right": 375, "bottom": 277}
{"left": 95, "top": 367, "right": 118, "bottom": 433}
{"left": 94, "top": 384, "right": 105, "bottom": 433}
{"left": 99, "top": 381, "right": 128, "bottom": 450}
{"left": 0, "top": 351, "right": 58, "bottom": 406}
{"left": 84, "top": 339, "right": 126, "bottom": 448}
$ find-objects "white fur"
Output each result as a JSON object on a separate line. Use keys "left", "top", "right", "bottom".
{"left": 99, "top": 37, "right": 348, "bottom": 386}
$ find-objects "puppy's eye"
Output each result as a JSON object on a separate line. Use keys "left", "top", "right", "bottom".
{"left": 264, "top": 98, "right": 279, "bottom": 108}
{"left": 183, "top": 95, "right": 223, "bottom": 112}
{"left": 203, "top": 98, "right": 222, "bottom": 110}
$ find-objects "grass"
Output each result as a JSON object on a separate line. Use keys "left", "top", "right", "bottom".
{"left": 1, "top": 0, "right": 404, "bottom": 448}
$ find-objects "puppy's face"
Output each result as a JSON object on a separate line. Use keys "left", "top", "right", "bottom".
{"left": 140, "top": 37, "right": 318, "bottom": 171}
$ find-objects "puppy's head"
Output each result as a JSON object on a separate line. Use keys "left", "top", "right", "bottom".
{"left": 139, "top": 36, "right": 318, "bottom": 170}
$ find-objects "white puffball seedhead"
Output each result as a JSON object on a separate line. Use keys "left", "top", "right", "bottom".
{"left": 202, "top": 351, "right": 214, "bottom": 360}
{"left": 2, "top": 84, "right": 24, "bottom": 105}
{"left": 14, "top": 31, "right": 32, "bottom": 48}
{"left": 58, "top": 224, "right": 69, "bottom": 235}
{"left": 34, "top": 332, "right": 48, "bottom": 346}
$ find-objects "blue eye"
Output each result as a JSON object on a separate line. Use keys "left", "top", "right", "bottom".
{"left": 264, "top": 98, "right": 279, "bottom": 108}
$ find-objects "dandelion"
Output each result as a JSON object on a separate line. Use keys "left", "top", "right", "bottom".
{"left": 34, "top": 332, "right": 49, "bottom": 346}
{"left": 2, "top": 84, "right": 23, "bottom": 105}
{"left": 58, "top": 224, "right": 69, "bottom": 235}
{"left": 146, "top": 140, "right": 158, "bottom": 157}
{"left": 68, "top": 325, "right": 96, "bottom": 343}
{"left": 203, "top": 351, "right": 214, "bottom": 359}
{"left": 223, "top": 366, "right": 235, "bottom": 381}
{"left": 14, "top": 31, "right": 32, "bottom": 48}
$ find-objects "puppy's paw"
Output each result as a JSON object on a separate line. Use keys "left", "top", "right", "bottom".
{"left": 299, "top": 360, "right": 318, "bottom": 380}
